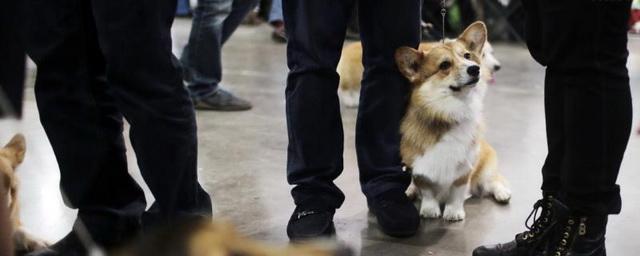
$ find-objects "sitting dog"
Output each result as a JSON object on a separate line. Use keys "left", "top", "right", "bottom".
{"left": 394, "top": 22, "right": 511, "bottom": 222}
{"left": 337, "top": 35, "right": 501, "bottom": 108}
{"left": 0, "top": 134, "right": 48, "bottom": 255}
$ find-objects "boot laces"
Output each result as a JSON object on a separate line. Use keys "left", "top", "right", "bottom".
{"left": 520, "top": 198, "right": 553, "bottom": 241}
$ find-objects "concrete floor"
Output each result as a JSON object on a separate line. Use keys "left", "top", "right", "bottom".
{"left": 1, "top": 20, "right": 640, "bottom": 255}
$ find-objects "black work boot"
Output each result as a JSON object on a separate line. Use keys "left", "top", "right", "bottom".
{"left": 367, "top": 190, "right": 420, "bottom": 238}
{"left": 546, "top": 214, "right": 608, "bottom": 256}
{"left": 473, "top": 196, "right": 562, "bottom": 256}
{"left": 287, "top": 206, "right": 336, "bottom": 241}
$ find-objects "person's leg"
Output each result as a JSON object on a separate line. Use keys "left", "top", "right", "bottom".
{"left": 181, "top": 0, "right": 232, "bottom": 96}
{"left": 357, "top": 0, "right": 420, "bottom": 201}
{"left": 474, "top": 1, "right": 632, "bottom": 256}
{"left": 268, "top": 0, "right": 286, "bottom": 43}
{"left": 357, "top": 0, "right": 421, "bottom": 237}
{"left": 221, "top": 0, "right": 260, "bottom": 44}
{"left": 283, "top": 0, "right": 354, "bottom": 240}
{"left": 0, "top": 0, "right": 26, "bottom": 118}
{"left": 176, "top": 0, "right": 192, "bottom": 16}
{"left": 90, "top": 0, "right": 213, "bottom": 227}
{"left": 268, "top": 0, "right": 282, "bottom": 23}
{"left": 25, "top": 0, "right": 146, "bottom": 253}
{"left": 557, "top": 1, "right": 631, "bottom": 218}
{"left": 180, "top": 0, "right": 253, "bottom": 111}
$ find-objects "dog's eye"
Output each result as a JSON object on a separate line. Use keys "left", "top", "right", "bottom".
{"left": 439, "top": 61, "right": 451, "bottom": 70}
{"left": 464, "top": 52, "right": 472, "bottom": 59}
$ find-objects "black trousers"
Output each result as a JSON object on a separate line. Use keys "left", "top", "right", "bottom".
{"left": 26, "top": 0, "right": 212, "bottom": 247}
{"left": 283, "top": 0, "right": 421, "bottom": 209}
{"left": 523, "top": 0, "right": 632, "bottom": 215}
{"left": 0, "top": 0, "right": 25, "bottom": 118}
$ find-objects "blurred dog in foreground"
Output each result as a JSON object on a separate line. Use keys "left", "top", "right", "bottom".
{"left": 114, "top": 219, "right": 351, "bottom": 256}
{"left": 0, "top": 134, "right": 48, "bottom": 255}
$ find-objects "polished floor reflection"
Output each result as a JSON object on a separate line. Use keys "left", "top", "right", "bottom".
{"left": 2, "top": 21, "right": 639, "bottom": 256}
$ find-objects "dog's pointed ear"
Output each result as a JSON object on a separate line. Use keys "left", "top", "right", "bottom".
{"left": 459, "top": 21, "right": 487, "bottom": 54}
{"left": 395, "top": 46, "right": 424, "bottom": 83}
{"left": 3, "top": 134, "right": 26, "bottom": 168}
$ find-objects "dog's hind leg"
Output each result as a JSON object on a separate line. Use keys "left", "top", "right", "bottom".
{"left": 470, "top": 144, "right": 511, "bottom": 203}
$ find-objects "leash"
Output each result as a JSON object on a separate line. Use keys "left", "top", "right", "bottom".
{"left": 440, "top": 0, "right": 446, "bottom": 43}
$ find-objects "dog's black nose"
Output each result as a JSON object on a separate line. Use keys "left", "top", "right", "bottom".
{"left": 467, "top": 65, "right": 480, "bottom": 77}
{"left": 494, "top": 65, "right": 501, "bottom": 71}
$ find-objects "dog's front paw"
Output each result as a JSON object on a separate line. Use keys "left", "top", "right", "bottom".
{"left": 492, "top": 186, "right": 512, "bottom": 203}
{"left": 442, "top": 206, "right": 466, "bottom": 222}
{"left": 14, "top": 229, "right": 49, "bottom": 253}
{"left": 419, "top": 201, "right": 441, "bottom": 219}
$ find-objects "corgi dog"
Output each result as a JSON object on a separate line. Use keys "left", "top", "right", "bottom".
{"left": 0, "top": 134, "right": 48, "bottom": 254}
{"left": 394, "top": 22, "right": 511, "bottom": 222}
{"left": 337, "top": 37, "right": 501, "bottom": 108}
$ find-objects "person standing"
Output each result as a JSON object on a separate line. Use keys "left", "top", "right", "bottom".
{"left": 473, "top": 0, "right": 633, "bottom": 255}
{"left": 180, "top": 0, "right": 259, "bottom": 111}
{"left": 25, "top": 0, "right": 213, "bottom": 255}
{"left": 283, "top": 0, "right": 422, "bottom": 239}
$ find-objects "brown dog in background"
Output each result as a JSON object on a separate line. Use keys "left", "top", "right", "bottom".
{"left": 0, "top": 134, "right": 48, "bottom": 255}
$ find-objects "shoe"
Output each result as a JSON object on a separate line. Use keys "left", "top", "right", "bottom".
{"left": 192, "top": 88, "right": 252, "bottom": 111}
{"left": 345, "top": 28, "right": 360, "bottom": 41}
{"left": 271, "top": 23, "right": 287, "bottom": 43}
{"left": 546, "top": 214, "right": 608, "bottom": 256}
{"left": 473, "top": 196, "right": 561, "bottom": 256}
{"left": 287, "top": 207, "right": 336, "bottom": 241}
{"left": 24, "top": 232, "right": 87, "bottom": 256}
{"left": 367, "top": 190, "right": 420, "bottom": 238}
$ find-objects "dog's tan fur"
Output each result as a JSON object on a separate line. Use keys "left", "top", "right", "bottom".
{"left": 0, "top": 134, "right": 48, "bottom": 254}
{"left": 395, "top": 22, "right": 511, "bottom": 221}
{"left": 115, "top": 219, "right": 347, "bottom": 256}
{"left": 337, "top": 37, "right": 499, "bottom": 108}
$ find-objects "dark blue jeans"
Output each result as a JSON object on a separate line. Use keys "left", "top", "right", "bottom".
{"left": 283, "top": 0, "right": 421, "bottom": 209}
{"left": 26, "top": 0, "right": 212, "bottom": 247}
{"left": 180, "top": 0, "right": 259, "bottom": 97}
{"left": 523, "top": 0, "right": 632, "bottom": 215}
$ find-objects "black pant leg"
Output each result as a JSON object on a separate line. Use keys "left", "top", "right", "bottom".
{"left": 559, "top": 0, "right": 632, "bottom": 214}
{"left": 26, "top": 0, "right": 146, "bottom": 246}
{"left": 527, "top": 0, "right": 632, "bottom": 215}
{"left": 283, "top": 0, "right": 355, "bottom": 209}
{"left": 0, "top": 0, "right": 26, "bottom": 118}
{"left": 540, "top": 69, "right": 564, "bottom": 194}
{"left": 357, "top": 0, "right": 421, "bottom": 197}
{"left": 90, "top": 0, "right": 212, "bottom": 226}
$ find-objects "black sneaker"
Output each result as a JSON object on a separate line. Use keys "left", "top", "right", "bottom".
{"left": 473, "top": 196, "right": 562, "bottom": 256}
{"left": 24, "top": 232, "right": 88, "bottom": 256}
{"left": 192, "top": 88, "right": 252, "bottom": 111}
{"left": 287, "top": 207, "right": 336, "bottom": 241}
{"left": 367, "top": 190, "right": 420, "bottom": 238}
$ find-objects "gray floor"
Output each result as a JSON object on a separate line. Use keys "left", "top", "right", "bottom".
{"left": 2, "top": 21, "right": 640, "bottom": 255}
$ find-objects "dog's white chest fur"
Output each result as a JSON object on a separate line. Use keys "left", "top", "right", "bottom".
{"left": 412, "top": 116, "right": 481, "bottom": 186}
